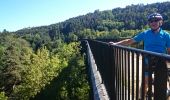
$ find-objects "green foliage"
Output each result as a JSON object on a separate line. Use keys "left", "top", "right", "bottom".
{"left": 67, "top": 33, "right": 78, "bottom": 42}
{"left": 32, "top": 42, "right": 90, "bottom": 100}
{"left": 0, "top": 92, "right": 8, "bottom": 100}
{"left": 0, "top": 41, "right": 90, "bottom": 100}
{"left": 12, "top": 47, "right": 61, "bottom": 100}
{"left": 56, "top": 42, "right": 90, "bottom": 99}
{"left": 63, "top": 53, "right": 90, "bottom": 100}
{"left": 0, "top": 34, "right": 65, "bottom": 99}
{"left": 120, "top": 29, "right": 141, "bottom": 37}
{"left": 0, "top": 35, "right": 31, "bottom": 97}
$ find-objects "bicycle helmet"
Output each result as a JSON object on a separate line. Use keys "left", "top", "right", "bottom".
{"left": 147, "top": 13, "right": 163, "bottom": 21}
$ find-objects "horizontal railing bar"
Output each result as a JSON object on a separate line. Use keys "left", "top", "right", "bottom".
{"left": 89, "top": 39, "right": 170, "bottom": 60}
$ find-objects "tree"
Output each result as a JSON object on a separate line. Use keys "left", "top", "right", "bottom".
{"left": 33, "top": 42, "right": 90, "bottom": 100}
{"left": 12, "top": 46, "right": 61, "bottom": 100}
{"left": 67, "top": 33, "right": 78, "bottom": 42}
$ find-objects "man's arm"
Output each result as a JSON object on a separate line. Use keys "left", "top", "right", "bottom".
{"left": 166, "top": 48, "right": 170, "bottom": 64}
{"left": 109, "top": 38, "right": 136, "bottom": 46}
{"left": 167, "top": 48, "right": 170, "bottom": 55}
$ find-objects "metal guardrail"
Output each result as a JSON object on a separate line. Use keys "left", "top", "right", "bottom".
{"left": 82, "top": 39, "right": 170, "bottom": 100}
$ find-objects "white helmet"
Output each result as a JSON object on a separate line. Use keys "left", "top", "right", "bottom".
{"left": 147, "top": 13, "right": 163, "bottom": 21}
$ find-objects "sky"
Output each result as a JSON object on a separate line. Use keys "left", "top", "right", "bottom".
{"left": 0, "top": 0, "right": 170, "bottom": 32}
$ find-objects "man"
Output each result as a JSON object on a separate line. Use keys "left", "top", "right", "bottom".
{"left": 110, "top": 13, "right": 170, "bottom": 54}
{"left": 110, "top": 13, "right": 170, "bottom": 98}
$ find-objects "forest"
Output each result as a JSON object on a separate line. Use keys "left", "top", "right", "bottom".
{"left": 0, "top": 1, "right": 170, "bottom": 100}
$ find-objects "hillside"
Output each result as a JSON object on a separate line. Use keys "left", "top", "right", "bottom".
{"left": 15, "top": 2, "right": 170, "bottom": 38}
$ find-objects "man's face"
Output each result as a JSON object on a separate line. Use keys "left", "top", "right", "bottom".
{"left": 148, "top": 19, "right": 162, "bottom": 30}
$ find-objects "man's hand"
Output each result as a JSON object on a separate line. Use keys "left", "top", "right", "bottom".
{"left": 109, "top": 42, "right": 117, "bottom": 45}
{"left": 109, "top": 39, "right": 135, "bottom": 46}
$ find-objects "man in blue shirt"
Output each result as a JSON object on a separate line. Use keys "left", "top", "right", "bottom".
{"left": 110, "top": 13, "right": 170, "bottom": 53}
{"left": 110, "top": 13, "right": 170, "bottom": 98}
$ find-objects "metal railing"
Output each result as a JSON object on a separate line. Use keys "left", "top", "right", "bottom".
{"left": 82, "top": 39, "right": 170, "bottom": 100}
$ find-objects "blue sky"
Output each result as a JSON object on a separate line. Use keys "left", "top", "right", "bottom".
{"left": 0, "top": 0, "right": 169, "bottom": 32}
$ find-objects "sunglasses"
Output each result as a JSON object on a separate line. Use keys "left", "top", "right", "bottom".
{"left": 149, "top": 19, "right": 160, "bottom": 23}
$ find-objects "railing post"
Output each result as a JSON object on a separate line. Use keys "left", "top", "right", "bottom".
{"left": 154, "top": 59, "right": 167, "bottom": 100}
{"left": 108, "top": 46, "right": 116, "bottom": 100}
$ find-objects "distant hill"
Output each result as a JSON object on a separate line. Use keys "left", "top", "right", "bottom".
{"left": 15, "top": 2, "right": 170, "bottom": 41}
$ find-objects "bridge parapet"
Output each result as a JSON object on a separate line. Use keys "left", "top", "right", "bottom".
{"left": 85, "top": 40, "right": 109, "bottom": 100}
